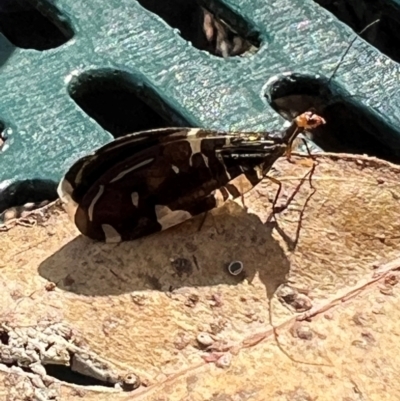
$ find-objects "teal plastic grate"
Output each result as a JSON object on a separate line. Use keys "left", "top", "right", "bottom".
{"left": 0, "top": 0, "right": 400, "bottom": 212}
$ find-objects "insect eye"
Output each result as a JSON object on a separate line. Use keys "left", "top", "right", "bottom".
{"left": 309, "top": 115, "right": 326, "bottom": 127}
{"left": 295, "top": 112, "right": 326, "bottom": 128}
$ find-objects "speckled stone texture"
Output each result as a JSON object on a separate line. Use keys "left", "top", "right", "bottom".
{"left": 1, "top": 153, "right": 400, "bottom": 399}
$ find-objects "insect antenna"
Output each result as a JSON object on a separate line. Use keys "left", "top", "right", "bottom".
{"left": 328, "top": 18, "right": 381, "bottom": 84}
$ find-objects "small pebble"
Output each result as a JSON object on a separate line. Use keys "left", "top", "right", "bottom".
{"left": 291, "top": 294, "right": 313, "bottom": 312}
{"left": 351, "top": 339, "right": 368, "bottom": 349}
{"left": 295, "top": 326, "right": 313, "bottom": 341}
{"left": 361, "top": 331, "right": 376, "bottom": 344}
{"left": 277, "top": 285, "right": 297, "bottom": 301}
{"left": 227, "top": 261, "right": 243, "bottom": 276}
{"left": 216, "top": 353, "right": 232, "bottom": 369}
{"left": 209, "top": 293, "right": 223, "bottom": 307}
{"left": 196, "top": 332, "right": 214, "bottom": 347}
{"left": 171, "top": 258, "right": 193, "bottom": 277}
{"left": 121, "top": 373, "right": 140, "bottom": 391}
{"left": 173, "top": 333, "right": 191, "bottom": 350}
{"left": 384, "top": 274, "right": 398, "bottom": 286}
{"left": 45, "top": 282, "right": 56, "bottom": 292}
{"left": 184, "top": 294, "right": 199, "bottom": 308}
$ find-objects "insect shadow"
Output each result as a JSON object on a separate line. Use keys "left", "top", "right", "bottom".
{"left": 38, "top": 201, "right": 290, "bottom": 300}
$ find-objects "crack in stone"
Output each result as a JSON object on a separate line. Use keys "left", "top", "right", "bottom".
{"left": 0, "top": 322, "right": 140, "bottom": 400}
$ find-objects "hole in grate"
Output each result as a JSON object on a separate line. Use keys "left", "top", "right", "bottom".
{"left": 314, "top": 0, "right": 400, "bottom": 63}
{"left": 265, "top": 73, "right": 400, "bottom": 163}
{"left": 0, "top": 178, "right": 58, "bottom": 219}
{"left": 68, "top": 69, "right": 192, "bottom": 138}
{"left": 0, "top": 0, "right": 73, "bottom": 50}
{"left": 135, "top": 0, "right": 260, "bottom": 57}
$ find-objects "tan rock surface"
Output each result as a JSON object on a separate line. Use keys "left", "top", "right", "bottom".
{"left": 0, "top": 153, "right": 399, "bottom": 400}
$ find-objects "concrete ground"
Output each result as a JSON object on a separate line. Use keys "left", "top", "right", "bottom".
{"left": 1, "top": 153, "right": 400, "bottom": 401}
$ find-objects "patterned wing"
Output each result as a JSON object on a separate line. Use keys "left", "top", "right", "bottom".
{"left": 58, "top": 127, "right": 201, "bottom": 205}
{"left": 58, "top": 127, "right": 224, "bottom": 222}
{"left": 65, "top": 130, "right": 286, "bottom": 242}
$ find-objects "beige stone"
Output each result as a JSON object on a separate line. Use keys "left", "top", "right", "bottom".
{"left": 0, "top": 153, "right": 399, "bottom": 400}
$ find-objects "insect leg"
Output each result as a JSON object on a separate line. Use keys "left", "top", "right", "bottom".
{"left": 299, "top": 137, "right": 318, "bottom": 191}
{"left": 197, "top": 211, "right": 208, "bottom": 232}
{"left": 266, "top": 166, "right": 315, "bottom": 217}
{"left": 264, "top": 175, "right": 283, "bottom": 215}
{"left": 240, "top": 191, "right": 247, "bottom": 211}
{"left": 285, "top": 126, "right": 300, "bottom": 164}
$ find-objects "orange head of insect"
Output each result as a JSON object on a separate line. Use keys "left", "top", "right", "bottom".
{"left": 285, "top": 111, "right": 326, "bottom": 159}
{"left": 295, "top": 111, "right": 326, "bottom": 130}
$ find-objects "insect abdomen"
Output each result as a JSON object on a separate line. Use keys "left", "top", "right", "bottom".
{"left": 75, "top": 137, "right": 260, "bottom": 242}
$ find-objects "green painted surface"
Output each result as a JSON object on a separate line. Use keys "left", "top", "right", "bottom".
{"left": 0, "top": 0, "right": 400, "bottom": 189}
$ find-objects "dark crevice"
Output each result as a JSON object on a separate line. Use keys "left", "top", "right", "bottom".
{"left": 0, "top": 359, "right": 117, "bottom": 388}
{"left": 0, "top": 0, "right": 74, "bottom": 50}
{"left": 0, "top": 325, "right": 139, "bottom": 391}
{"left": 68, "top": 69, "right": 192, "bottom": 138}
{"left": 265, "top": 73, "right": 400, "bottom": 163}
{"left": 0, "top": 178, "right": 58, "bottom": 216}
{"left": 314, "top": 0, "right": 400, "bottom": 63}
{"left": 135, "top": 0, "right": 260, "bottom": 57}
{"left": 45, "top": 364, "right": 115, "bottom": 388}
{"left": 0, "top": 330, "right": 9, "bottom": 345}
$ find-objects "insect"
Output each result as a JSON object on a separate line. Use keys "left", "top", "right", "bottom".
{"left": 57, "top": 111, "right": 325, "bottom": 243}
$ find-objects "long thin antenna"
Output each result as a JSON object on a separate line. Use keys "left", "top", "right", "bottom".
{"left": 328, "top": 18, "right": 380, "bottom": 84}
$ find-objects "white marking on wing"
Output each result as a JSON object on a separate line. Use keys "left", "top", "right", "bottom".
{"left": 172, "top": 165, "right": 179, "bottom": 173}
{"left": 216, "top": 152, "right": 231, "bottom": 180}
{"left": 110, "top": 158, "right": 154, "bottom": 183}
{"left": 155, "top": 205, "right": 192, "bottom": 230}
{"left": 102, "top": 224, "right": 122, "bottom": 243}
{"left": 131, "top": 192, "right": 139, "bottom": 207}
{"left": 88, "top": 185, "right": 105, "bottom": 222}
{"left": 188, "top": 139, "right": 209, "bottom": 167}
{"left": 187, "top": 128, "right": 201, "bottom": 137}
{"left": 57, "top": 178, "right": 79, "bottom": 222}
{"left": 213, "top": 189, "right": 226, "bottom": 207}
{"left": 255, "top": 166, "right": 263, "bottom": 179}
{"left": 74, "top": 155, "right": 98, "bottom": 185}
